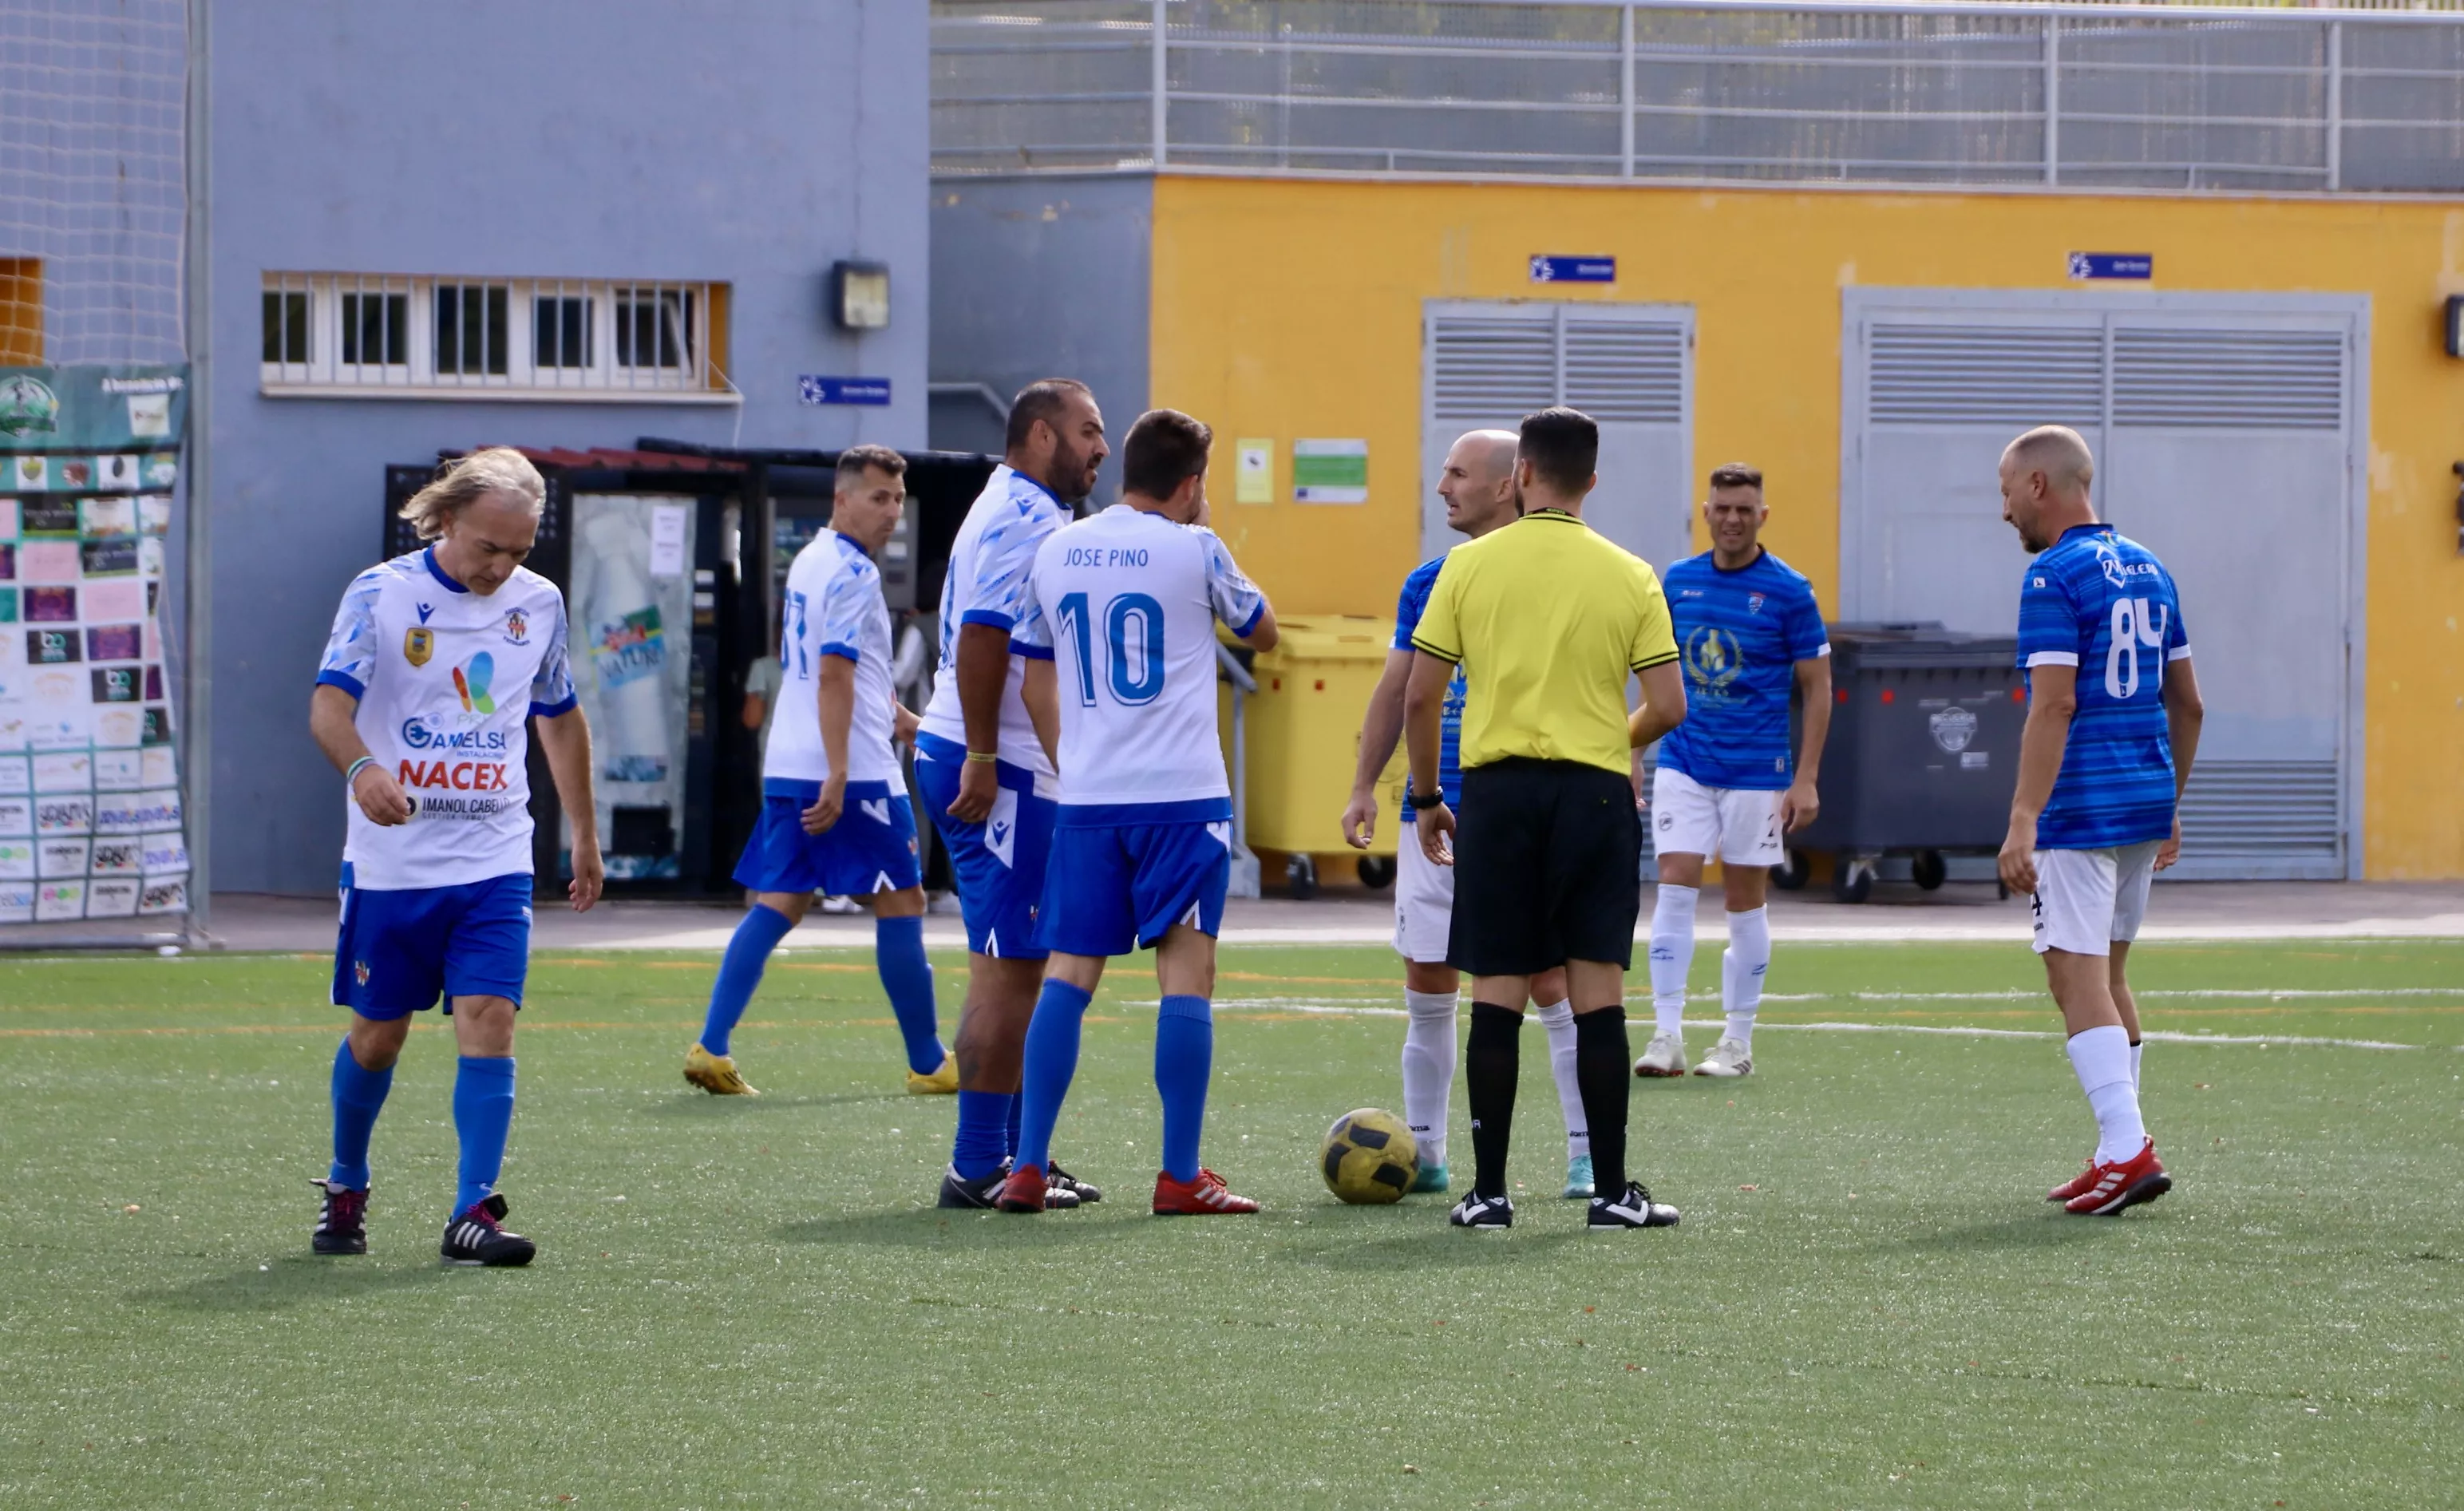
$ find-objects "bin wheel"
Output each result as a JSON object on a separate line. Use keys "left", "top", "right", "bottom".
{"left": 1910, "top": 849, "right": 1948, "bottom": 892}
{"left": 1286, "top": 853, "right": 1319, "bottom": 900}
{"left": 1832, "top": 858, "right": 1874, "bottom": 905}
{"left": 1771, "top": 848, "right": 1810, "bottom": 892}
{"left": 1356, "top": 854, "right": 1396, "bottom": 891}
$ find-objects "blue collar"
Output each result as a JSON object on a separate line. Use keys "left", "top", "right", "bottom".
{"left": 1004, "top": 465, "right": 1062, "bottom": 511}
{"left": 833, "top": 528, "right": 874, "bottom": 561}
{"left": 1709, "top": 546, "right": 1767, "bottom": 575}
{"left": 422, "top": 545, "right": 471, "bottom": 594}
{"left": 2056, "top": 522, "right": 2109, "bottom": 546}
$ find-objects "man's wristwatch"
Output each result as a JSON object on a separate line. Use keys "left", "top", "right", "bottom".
{"left": 1408, "top": 786, "right": 1445, "bottom": 812}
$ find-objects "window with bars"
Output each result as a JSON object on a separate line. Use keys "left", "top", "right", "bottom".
{"left": 259, "top": 275, "right": 734, "bottom": 400}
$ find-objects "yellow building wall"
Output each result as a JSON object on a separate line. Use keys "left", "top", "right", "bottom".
{"left": 1148, "top": 176, "right": 2464, "bottom": 879}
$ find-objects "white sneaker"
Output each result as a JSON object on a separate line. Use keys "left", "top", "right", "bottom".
{"left": 1634, "top": 1031, "right": 1687, "bottom": 1078}
{"left": 1694, "top": 1037, "right": 1754, "bottom": 1078}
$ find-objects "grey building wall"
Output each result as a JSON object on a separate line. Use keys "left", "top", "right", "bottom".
{"left": 927, "top": 174, "right": 1151, "bottom": 506}
{"left": 208, "top": 0, "right": 929, "bottom": 893}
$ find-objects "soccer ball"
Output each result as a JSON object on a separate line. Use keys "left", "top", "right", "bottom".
{"left": 1319, "top": 1107, "right": 1419, "bottom": 1204}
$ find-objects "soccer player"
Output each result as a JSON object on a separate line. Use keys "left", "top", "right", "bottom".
{"left": 685, "top": 446, "right": 949, "bottom": 1098}
{"left": 1339, "top": 428, "right": 1602, "bottom": 1200}
{"left": 995, "top": 408, "right": 1279, "bottom": 1216}
{"left": 1995, "top": 425, "right": 2201, "bottom": 1217}
{"left": 1637, "top": 464, "right": 1832, "bottom": 1080}
{"left": 308, "top": 448, "right": 604, "bottom": 1266}
{"left": 1406, "top": 407, "right": 1688, "bottom": 1232}
{"left": 914, "top": 379, "right": 1109, "bottom": 1209}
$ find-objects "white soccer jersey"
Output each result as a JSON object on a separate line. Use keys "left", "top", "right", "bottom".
{"left": 765, "top": 529, "right": 900, "bottom": 787}
{"left": 1013, "top": 504, "right": 1266, "bottom": 818}
{"left": 916, "top": 465, "right": 1067, "bottom": 777}
{"left": 317, "top": 548, "right": 576, "bottom": 891}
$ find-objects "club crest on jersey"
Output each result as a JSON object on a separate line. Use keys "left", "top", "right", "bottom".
{"left": 1746, "top": 592, "right": 1766, "bottom": 614}
{"left": 353, "top": 959, "right": 370, "bottom": 987}
{"left": 502, "top": 607, "right": 529, "bottom": 646}
{"left": 403, "top": 627, "right": 434, "bottom": 667}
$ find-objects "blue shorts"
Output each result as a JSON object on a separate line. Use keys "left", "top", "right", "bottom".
{"left": 1035, "top": 818, "right": 1232, "bottom": 959}
{"left": 915, "top": 733, "right": 1058, "bottom": 959}
{"left": 732, "top": 778, "right": 923, "bottom": 897}
{"left": 332, "top": 865, "right": 532, "bottom": 1021}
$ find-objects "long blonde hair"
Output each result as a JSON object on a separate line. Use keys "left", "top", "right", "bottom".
{"left": 398, "top": 447, "right": 546, "bottom": 541}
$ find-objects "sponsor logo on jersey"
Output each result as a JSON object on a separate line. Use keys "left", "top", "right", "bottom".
{"left": 417, "top": 603, "right": 436, "bottom": 624}
{"left": 1929, "top": 707, "right": 1979, "bottom": 754}
{"left": 395, "top": 757, "right": 512, "bottom": 793}
{"left": 1682, "top": 625, "right": 1743, "bottom": 694}
{"left": 399, "top": 718, "right": 509, "bottom": 753}
{"left": 502, "top": 607, "right": 529, "bottom": 645}
{"left": 404, "top": 627, "right": 433, "bottom": 667}
{"left": 451, "top": 652, "right": 496, "bottom": 714}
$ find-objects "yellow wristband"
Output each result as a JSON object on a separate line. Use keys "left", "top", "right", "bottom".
{"left": 965, "top": 750, "right": 999, "bottom": 765}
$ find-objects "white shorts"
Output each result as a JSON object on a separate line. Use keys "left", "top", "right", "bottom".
{"left": 1649, "top": 766, "right": 1786, "bottom": 868}
{"left": 2029, "top": 841, "right": 2161, "bottom": 956}
{"left": 1392, "top": 836, "right": 1456, "bottom": 965}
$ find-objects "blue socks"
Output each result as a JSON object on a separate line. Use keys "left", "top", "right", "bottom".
{"left": 327, "top": 1038, "right": 394, "bottom": 1191}
{"left": 1013, "top": 979, "right": 1093, "bottom": 1173}
{"left": 952, "top": 1089, "right": 1014, "bottom": 1181}
{"left": 451, "top": 1055, "right": 516, "bottom": 1219}
{"left": 1156, "top": 995, "right": 1214, "bottom": 1184}
{"left": 700, "top": 903, "right": 796, "bottom": 1058}
{"left": 876, "top": 915, "right": 946, "bottom": 1076}
{"left": 1005, "top": 1091, "right": 1022, "bottom": 1159}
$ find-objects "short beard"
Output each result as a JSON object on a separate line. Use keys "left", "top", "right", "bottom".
{"left": 1050, "top": 439, "right": 1096, "bottom": 505}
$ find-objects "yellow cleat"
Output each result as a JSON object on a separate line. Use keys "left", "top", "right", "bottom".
{"left": 905, "top": 1053, "right": 959, "bottom": 1095}
{"left": 684, "top": 1044, "right": 759, "bottom": 1096}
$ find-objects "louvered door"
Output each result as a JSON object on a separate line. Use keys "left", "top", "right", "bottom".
{"left": 1842, "top": 291, "right": 2364, "bottom": 880}
{"left": 1422, "top": 302, "right": 1693, "bottom": 572}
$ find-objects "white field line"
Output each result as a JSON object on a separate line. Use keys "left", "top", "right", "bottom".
{"left": 1186, "top": 999, "right": 2426, "bottom": 1050}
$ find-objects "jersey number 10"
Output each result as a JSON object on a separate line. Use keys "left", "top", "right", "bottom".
{"left": 1057, "top": 591, "right": 1166, "bottom": 708}
{"left": 2106, "top": 596, "right": 2170, "bottom": 701}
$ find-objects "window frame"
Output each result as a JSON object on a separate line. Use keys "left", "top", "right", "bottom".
{"left": 259, "top": 273, "right": 737, "bottom": 402}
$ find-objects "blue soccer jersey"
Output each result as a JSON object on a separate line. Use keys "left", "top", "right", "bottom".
{"left": 2017, "top": 524, "right": 2191, "bottom": 850}
{"left": 1655, "top": 549, "right": 1829, "bottom": 792}
{"left": 1392, "top": 556, "right": 1465, "bottom": 821}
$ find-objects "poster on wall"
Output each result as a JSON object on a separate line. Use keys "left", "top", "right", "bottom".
{"left": 0, "top": 365, "right": 191, "bottom": 926}
{"left": 568, "top": 494, "right": 694, "bottom": 880}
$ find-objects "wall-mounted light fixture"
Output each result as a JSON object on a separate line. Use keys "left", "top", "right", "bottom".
{"left": 829, "top": 260, "right": 890, "bottom": 331}
{"left": 2445, "top": 294, "right": 2464, "bottom": 358}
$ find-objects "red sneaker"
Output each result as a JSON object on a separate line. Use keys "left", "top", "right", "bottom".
{"left": 1152, "top": 1167, "right": 1260, "bottom": 1216}
{"left": 997, "top": 1162, "right": 1049, "bottom": 1214}
{"left": 2047, "top": 1157, "right": 2099, "bottom": 1204}
{"left": 2063, "top": 1140, "right": 2171, "bottom": 1216}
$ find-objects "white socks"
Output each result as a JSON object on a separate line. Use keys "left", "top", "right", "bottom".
{"left": 1532, "top": 999, "right": 1589, "bottom": 1159}
{"left": 1647, "top": 884, "right": 1699, "bottom": 1035}
{"left": 2066, "top": 1023, "right": 2147, "bottom": 1165}
{"left": 1401, "top": 990, "right": 1459, "bottom": 1168}
{"left": 1721, "top": 905, "right": 1770, "bottom": 1049}
{"left": 2130, "top": 1038, "right": 2143, "bottom": 1090}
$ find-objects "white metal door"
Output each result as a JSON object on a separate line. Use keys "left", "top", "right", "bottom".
{"left": 1842, "top": 290, "right": 2365, "bottom": 880}
{"left": 1422, "top": 301, "right": 1693, "bottom": 573}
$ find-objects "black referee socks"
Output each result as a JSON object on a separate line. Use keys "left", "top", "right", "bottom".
{"left": 1464, "top": 1003, "right": 1523, "bottom": 1200}
{"left": 1572, "top": 1006, "right": 1631, "bottom": 1197}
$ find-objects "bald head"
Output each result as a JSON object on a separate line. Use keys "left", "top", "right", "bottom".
{"left": 1998, "top": 425, "right": 2098, "bottom": 554}
{"left": 1438, "top": 429, "right": 1522, "bottom": 538}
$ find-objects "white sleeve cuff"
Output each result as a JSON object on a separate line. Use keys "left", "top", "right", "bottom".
{"left": 2165, "top": 645, "right": 2193, "bottom": 662}
{"left": 1811, "top": 643, "right": 1831, "bottom": 659}
{"left": 2023, "top": 651, "right": 2080, "bottom": 668}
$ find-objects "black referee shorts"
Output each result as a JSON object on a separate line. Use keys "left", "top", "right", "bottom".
{"left": 1446, "top": 757, "right": 1643, "bottom": 977}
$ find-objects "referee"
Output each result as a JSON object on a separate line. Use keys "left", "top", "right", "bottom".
{"left": 1405, "top": 406, "right": 1687, "bottom": 1232}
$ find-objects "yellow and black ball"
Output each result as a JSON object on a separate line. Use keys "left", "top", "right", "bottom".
{"left": 1319, "top": 1107, "right": 1419, "bottom": 1204}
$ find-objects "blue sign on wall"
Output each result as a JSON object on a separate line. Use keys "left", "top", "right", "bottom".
{"left": 2067, "top": 253, "right": 2153, "bottom": 281}
{"left": 799, "top": 375, "right": 892, "bottom": 405}
{"left": 1529, "top": 255, "right": 1616, "bottom": 284}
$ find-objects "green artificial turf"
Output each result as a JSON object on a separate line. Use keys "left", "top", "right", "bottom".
{"left": 2, "top": 938, "right": 2460, "bottom": 1509}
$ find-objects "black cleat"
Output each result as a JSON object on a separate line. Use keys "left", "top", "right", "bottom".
{"left": 1046, "top": 1161, "right": 1101, "bottom": 1204}
{"left": 440, "top": 1193, "right": 536, "bottom": 1267}
{"left": 1587, "top": 1180, "right": 1681, "bottom": 1231}
{"left": 311, "top": 1178, "right": 368, "bottom": 1256}
{"left": 1448, "top": 1191, "right": 1514, "bottom": 1228}
{"left": 940, "top": 1159, "right": 1078, "bottom": 1210}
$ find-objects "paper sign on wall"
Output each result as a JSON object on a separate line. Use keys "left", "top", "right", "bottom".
{"left": 1234, "top": 439, "right": 1274, "bottom": 504}
{"left": 648, "top": 504, "right": 690, "bottom": 578}
{"left": 1292, "top": 439, "right": 1367, "bottom": 504}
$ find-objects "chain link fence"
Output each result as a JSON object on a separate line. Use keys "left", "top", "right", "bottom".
{"left": 933, "top": 0, "right": 2464, "bottom": 192}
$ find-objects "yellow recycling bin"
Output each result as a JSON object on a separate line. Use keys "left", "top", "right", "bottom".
{"left": 1222, "top": 615, "right": 1405, "bottom": 897}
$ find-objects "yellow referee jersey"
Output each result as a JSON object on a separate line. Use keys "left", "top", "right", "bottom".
{"left": 1410, "top": 508, "right": 1678, "bottom": 777}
